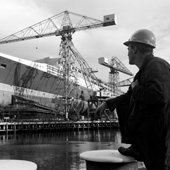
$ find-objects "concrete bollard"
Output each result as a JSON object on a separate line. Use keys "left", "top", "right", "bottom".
{"left": 0, "top": 159, "right": 37, "bottom": 170}
{"left": 80, "top": 150, "right": 138, "bottom": 170}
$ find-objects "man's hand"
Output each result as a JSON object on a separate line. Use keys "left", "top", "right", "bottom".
{"left": 131, "top": 80, "right": 139, "bottom": 89}
{"left": 94, "top": 102, "right": 107, "bottom": 119}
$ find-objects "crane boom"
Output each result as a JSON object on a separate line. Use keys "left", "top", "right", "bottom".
{"left": 115, "top": 77, "right": 134, "bottom": 87}
{"left": 0, "top": 10, "right": 116, "bottom": 44}
{"left": 98, "top": 57, "right": 133, "bottom": 76}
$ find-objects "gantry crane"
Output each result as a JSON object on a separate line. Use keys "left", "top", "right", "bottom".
{"left": 98, "top": 56, "right": 133, "bottom": 96}
{"left": 0, "top": 10, "right": 117, "bottom": 116}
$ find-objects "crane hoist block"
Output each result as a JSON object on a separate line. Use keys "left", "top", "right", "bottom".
{"left": 103, "top": 14, "right": 117, "bottom": 26}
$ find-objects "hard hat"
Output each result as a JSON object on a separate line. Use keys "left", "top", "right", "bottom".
{"left": 124, "top": 29, "right": 156, "bottom": 48}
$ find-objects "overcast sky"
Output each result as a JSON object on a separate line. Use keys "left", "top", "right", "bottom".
{"left": 0, "top": 0, "right": 169, "bottom": 91}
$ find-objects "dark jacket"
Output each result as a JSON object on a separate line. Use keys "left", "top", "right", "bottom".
{"left": 106, "top": 54, "right": 170, "bottom": 127}
{"left": 106, "top": 54, "right": 170, "bottom": 168}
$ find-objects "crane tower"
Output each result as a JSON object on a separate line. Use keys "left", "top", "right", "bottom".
{"left": 99, "top": 57, "right": 133, "bottom": 96}
{"left": 0, "top": 10, "right": 117, "bottom": 116}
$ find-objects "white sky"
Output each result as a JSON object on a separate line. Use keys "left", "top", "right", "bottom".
{"left": 0, "top": 0, "right": 170, "bottom": 91}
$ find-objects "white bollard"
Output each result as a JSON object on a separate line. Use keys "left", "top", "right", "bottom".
{"left": 80, "top": 150, "right": 138, "bottom": 170}
{"left": 0, "top": 160, "right": 37, "bottom": 170}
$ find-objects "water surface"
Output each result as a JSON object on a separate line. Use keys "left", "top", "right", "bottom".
{"left": 0, "top": 129, "right": 122, "bottom": 170}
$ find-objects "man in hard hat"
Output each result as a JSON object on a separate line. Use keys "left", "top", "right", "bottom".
{"left": 95, "top": 29, "right": 170, "bottom": 170}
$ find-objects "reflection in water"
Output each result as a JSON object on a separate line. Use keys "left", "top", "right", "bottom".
{"left": 0, "top": 129, "right": 121, "bottom": 170}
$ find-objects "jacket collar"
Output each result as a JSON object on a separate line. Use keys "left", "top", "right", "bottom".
{"left": 139, "top": 54, "right": 154, "bottom": 72}
{"left": 134, "top": 54, "right": 154, "bottom": 80}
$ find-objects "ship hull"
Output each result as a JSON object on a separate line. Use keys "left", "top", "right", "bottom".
{"left": 0, "top": 53, "right": 93, "bottom": 118}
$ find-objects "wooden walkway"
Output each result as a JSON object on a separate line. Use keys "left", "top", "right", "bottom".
{"left": 0, "top": 120, "right": 119, "bottom": 133}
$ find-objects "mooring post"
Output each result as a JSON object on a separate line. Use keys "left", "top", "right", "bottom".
{"left": 80, "top": 150, "right": 138, "bottom": 170}
{"left": 0, "top": 159, "right": 37, "bottom": 170}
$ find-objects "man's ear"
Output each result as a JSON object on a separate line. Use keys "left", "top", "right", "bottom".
{"left": 133, "top": 46, "right": 138, "bottom": 54}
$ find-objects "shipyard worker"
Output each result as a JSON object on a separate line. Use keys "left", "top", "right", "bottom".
{"left": 95, "top": 29, "right": 170, "bottom": 170}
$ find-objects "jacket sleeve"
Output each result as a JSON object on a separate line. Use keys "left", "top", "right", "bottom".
{"left": 132, "top": 58, "right": 170, "bottom": 104}
{"left": 105, "top": 87, "right": 131, "bottom": 111}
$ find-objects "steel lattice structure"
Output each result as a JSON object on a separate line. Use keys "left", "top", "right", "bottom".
{"left": 0, "top": 10, "right": 117, "bottom": 115}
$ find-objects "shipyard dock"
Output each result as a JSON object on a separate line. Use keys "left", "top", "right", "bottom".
{"left": 0, "top": 120, "right": 119, "bottom": 133}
